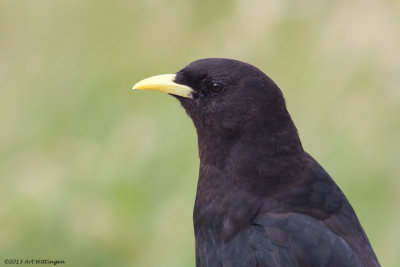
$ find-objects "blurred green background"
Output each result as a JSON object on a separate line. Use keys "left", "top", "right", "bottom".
{"left": 0, "top": 0, "right": 399, "bottom": 266}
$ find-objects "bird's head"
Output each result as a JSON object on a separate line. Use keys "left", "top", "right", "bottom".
{"left": 133, "top": 58, "right": 305, "bottom": 190}
{"left": 133, "top": 58, "right": 291, "bottom": 138}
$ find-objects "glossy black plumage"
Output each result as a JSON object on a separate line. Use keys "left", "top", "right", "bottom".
{"left": 173, "top": 58, "right": 380, "bottom": 267}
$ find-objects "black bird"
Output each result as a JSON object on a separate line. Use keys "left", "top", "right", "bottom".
{"left": 133, "top": 58, "right": 380, "bottom": 267}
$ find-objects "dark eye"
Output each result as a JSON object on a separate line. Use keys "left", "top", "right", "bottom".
{"left": 210, "top": 82, "right": 224, "bottom": 93}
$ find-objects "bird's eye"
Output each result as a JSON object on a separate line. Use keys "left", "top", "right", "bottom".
{"left": 210, "top": 82, "right": 224, "bottom": 93}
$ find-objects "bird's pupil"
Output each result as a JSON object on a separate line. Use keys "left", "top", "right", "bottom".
{"left": 211, "top": 82, "right": 223, "bottom": 93}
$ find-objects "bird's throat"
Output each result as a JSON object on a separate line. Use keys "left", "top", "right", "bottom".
{"left": 196, "top": 121, "right": 306, "bottom": 194}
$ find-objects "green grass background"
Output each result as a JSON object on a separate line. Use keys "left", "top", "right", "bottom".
{"left": 0, "top": 0, "right": 399, "bottom": 266}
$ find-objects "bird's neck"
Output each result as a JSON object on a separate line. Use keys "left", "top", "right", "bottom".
{"left": 196, "top": 117, "right": 306, "bottom": 194}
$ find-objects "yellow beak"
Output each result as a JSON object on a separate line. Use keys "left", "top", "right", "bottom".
{"left": 132, "top": 74, "right": 194, "bottom": 98}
